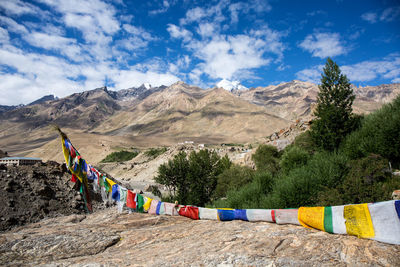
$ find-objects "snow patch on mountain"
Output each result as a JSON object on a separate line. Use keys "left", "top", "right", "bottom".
{"left": 143, "top": 83, "right": 151, "bottom": 89}
{"left": 216, "top": 79, "right": 247, "bottom": 91}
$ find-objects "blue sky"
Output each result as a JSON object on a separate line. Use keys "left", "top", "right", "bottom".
{"left": 0, "top": 0, "right": 399, "bottom": 105}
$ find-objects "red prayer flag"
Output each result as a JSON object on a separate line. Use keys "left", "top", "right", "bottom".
{"left": 178, "top": 205, "right": 199, "bottom": 220}
{"left": 126, "top": 190, "right": 137, "bottom": 209}
{"left": 70, "top": 146, "right": 76, "bottom": 158}
{"left": 71, "top": 174, "right": 77, "bottom": 183}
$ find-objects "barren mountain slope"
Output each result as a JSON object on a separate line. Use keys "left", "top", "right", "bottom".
{"left": 91, "top": 81, "right": 290, "bottom": 143}
{"left": 236, "top": 80, "right": 400, "bottom": 120}
{"left": 1, "top": 81, "right": 399, "bottom": 160}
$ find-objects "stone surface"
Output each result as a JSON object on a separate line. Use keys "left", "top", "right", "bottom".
{"left": 0, "top": 208, "right": 399, "bottom": 266}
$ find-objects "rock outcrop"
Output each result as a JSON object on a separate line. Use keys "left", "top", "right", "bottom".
{"left": 0, "top": 162, "right": 104, "bottom": 231}
{"left": 0, "top": 208, "right": 399, "bottom": 266}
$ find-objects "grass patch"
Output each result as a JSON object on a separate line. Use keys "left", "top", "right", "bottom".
{"left": 144, "top": 147, "right": 168, "bottom": 159}
{"left": 221, "top": 143, "right": 244, "bottom": 147}
{"left": 101, "top": 150, "right": 139, "bottom": 163}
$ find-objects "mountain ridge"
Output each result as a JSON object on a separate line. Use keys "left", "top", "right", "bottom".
{"left": 0, "top": 80, "right": 399, "bottom": 162}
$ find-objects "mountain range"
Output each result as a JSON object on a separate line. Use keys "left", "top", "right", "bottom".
{"left": 0, "top": 80, "right": 399, "bottom": 163}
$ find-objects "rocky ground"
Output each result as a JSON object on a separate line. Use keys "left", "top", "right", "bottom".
{"left": 0, "top": 162, "right": 104, "bottom": 232}
{"left": 0, "top": 208, "right": 399, "bottom": 266}
{"left": 0, "top": 162, "right": 399, "bottom": 266}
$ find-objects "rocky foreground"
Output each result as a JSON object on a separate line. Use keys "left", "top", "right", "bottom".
{"left": 1, "top": 208, "right": 399, "bottom": 266}
{"left": 0, "top": 162, "right": 104, "bottom": 232}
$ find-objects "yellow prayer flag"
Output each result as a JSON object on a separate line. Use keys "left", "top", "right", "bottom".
{"left": 298, "top": 206, "right": 325, "bottom": 231}
{"left": 344, "top": 203, "right": 375, "bottom": 238}
{"left": 143, "top": 197, "right": 152, "bottom": 211}
{"left": 105, "top": 178, "right": 116, "bottom": 192}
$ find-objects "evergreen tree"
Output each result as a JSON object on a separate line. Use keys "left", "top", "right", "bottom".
{"left": 311, "top": 58, "right": 358, "bottom": 151}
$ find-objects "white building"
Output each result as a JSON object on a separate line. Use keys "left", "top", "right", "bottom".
{"left": 0, "top": 157, "right": 42, "bottom": 166}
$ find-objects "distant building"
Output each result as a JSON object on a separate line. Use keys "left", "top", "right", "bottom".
{"left": 0, "top": 157, "right": 42, "bottom": 166}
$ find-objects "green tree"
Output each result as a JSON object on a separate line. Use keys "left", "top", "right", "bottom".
{"left": 311, "top": 58, "right": 359, "bottom": 151}
{"left": 155, "top": 151, "right": 189, "bottom": 203}
{"left": 155, "top": 149, "right": 231, "bottom": 206}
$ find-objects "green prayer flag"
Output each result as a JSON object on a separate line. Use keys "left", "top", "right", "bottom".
{"left": 137, "top": 194, "right": 144, "bottom": 213}
{"left": 324, "top": 206, "right": 333, "bottom": 234}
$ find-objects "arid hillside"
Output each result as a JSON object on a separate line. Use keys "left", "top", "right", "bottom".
{"left": 0, "top": 81, "right": 399, "bottom": 164}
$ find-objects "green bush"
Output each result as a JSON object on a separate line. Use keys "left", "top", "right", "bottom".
{"left": 341, "top": 95, "right": 400, "bottom": 166}
{"left": 265, "top": 151, "right": 348, "bottom": 208}
{"left": 212, "top": 171, "right": 275, "bottom": 209}
{"left": 291, "top": 131, "right": 318, "bottom": 154}
{"left": 214, "top": 165, "right": 255, "bottom": 199}
{"left": 279, "top": 146, "right": 310, "bottom": 174}
{"left": 251, "top": 144, "right": 280, "bottom": 174}
{"left": 144, "top": 147, "right": 168, "bottom": 159}
{"left": 318, "top": 154, "right": 400, "bottom": 205}
{"left": 100, "top": 150, "right": 139, "bottom": 162}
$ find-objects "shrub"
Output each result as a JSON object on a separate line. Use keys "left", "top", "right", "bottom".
{"left": 279, "top": 146, "right": 310, "bottom": 174}
{"left": 318, "top": 154, "right": 400, "bottom": 205}
{"left": 100, "top": 150, "right": 139, "bottom": 163}
{"left": 291, "top": 131, "right": 318, "bottom": 154}
{"left": 212, "top": 170, "right": 275, "bottom": 209}
{"left": 251, "top": 144, "right": 280, "bottom": 174}
{"left": 341, "top": 95, "right": 400, "bottom": 167}
{"left": 214, "top": 165, "right": 255, "bottom": 199}
{"left": 265, "top": 151, "right": 348, "bottom": 208}
{"left": 144, "top": 147, "right": 168, "bottom": 159}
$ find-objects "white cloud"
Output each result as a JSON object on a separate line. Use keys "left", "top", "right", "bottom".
{"left": 0, "top": 27, "right": 10, "bottom": 44}
{"left": 168, "top": 55, "right": 191, "bottom": 74}
{"left": 380, "top": 7, "right": 400, "bottom": 22}
{"left": 149, "top": 0, "right": 176, "bottom": 15}
{"left": 0, "top": 0, "right": 185, "bottom": 105}
{"left": 181, "top": 0, "right": 271, "bottom": 26}
{"left": 228, "top": 2, "right": 243, "bottom": 24}
{"left": 189, "top": 34, "right": 271, "bottom": 80}
{"left": 299, "top": 32, "right": 347, "bottom": 58}
{"left": 180, "top": 7, "right": 209, "bottom": 25}
{"left": 0, "top": 0, "right": 40, "bottom": 16}
{"left": 341, "top": 54, "right": 400, "bottom": 82}
{"left": 0, "top": 16, "right": 28, "bottom": 34}
{"left": 216, "top": 79, "right": 247, "bottom": 90}
{"left": 117, "top": 24, "right": 156, "bottom": 51}
{"left": 112, "top": 69, "right": 179, "bottom": 89}
{"left": 197, "top": 23, "right": 217, "bottom": 37}
{"left": 0, "top": 43, "right": 180, "bottom": 105}
{"left": 167, "top": 24, "right": 193, "bottom": 42}
{"left": 361, "top": 7, "right": 400, "bottom": 24}
{"left": 39, "top": 0, "right": 120, "bottom": 42}
{"left": 295, "top": 65, "right": 323, "bottom": 83}
{"left": 23, "top": 32, "right": 83, "bottom": 60}
{"left": 361, "top": 12, "right": 378, "bottom": 23}
{"left": 296, "top": 54, "right": 400, "bottom": 84}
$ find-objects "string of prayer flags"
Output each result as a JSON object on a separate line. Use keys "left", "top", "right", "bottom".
{"left": 56, "top": 127, "right": 400, "bottom": 245}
